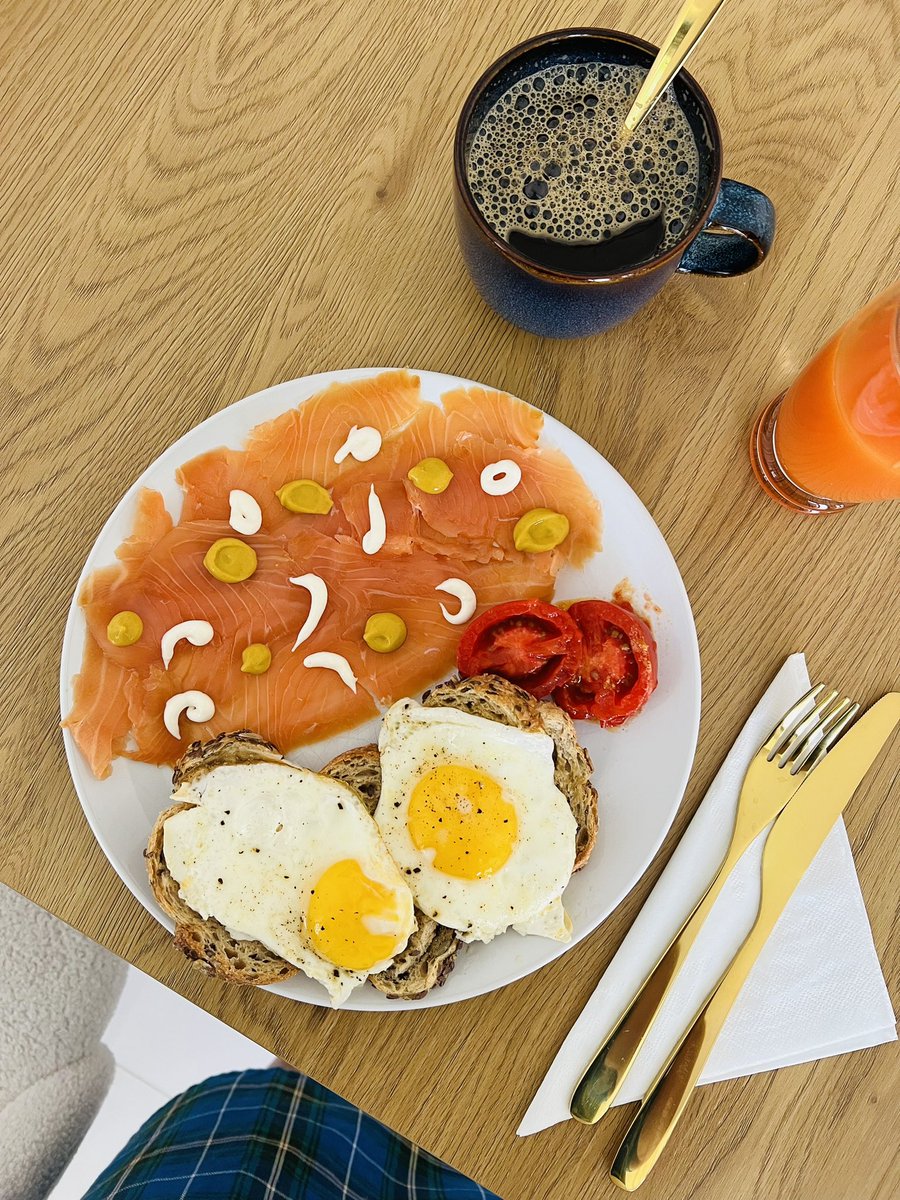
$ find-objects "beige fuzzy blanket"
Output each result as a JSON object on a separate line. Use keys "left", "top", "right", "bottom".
{"left": 0, "top": 884, "right": 126, "bottom": 1200}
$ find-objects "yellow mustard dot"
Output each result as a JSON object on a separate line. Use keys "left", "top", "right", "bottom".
{"left": 106, "top": 610, "right": 143, "bottom": 646}
{"left": 241, "top": 643, "right": 272, "bottom": 674}
{"left": 513, "top": 508, "right": 570, "bottom": 554}
{"left": 276, "top": 479, "right": 333, "bottom": 514}
{"left": 407, "top": 458, "right": 454, "bottom": 494}
{"left": 203, "top": 537, "right": 258, "bottom": 583}
{"left": 363, "top": 612, "right": 408, "bottom": 654}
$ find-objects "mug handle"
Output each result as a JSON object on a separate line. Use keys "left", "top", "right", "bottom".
{"left": 678, "top": 178, "right": 775, "bottom": 277}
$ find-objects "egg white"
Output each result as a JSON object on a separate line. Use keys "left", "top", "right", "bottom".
{"left": 374, "top": 699, "right": 577, "bottom": 944}
{"left": 163, "top": 761, "right": 416, "bottom": 1006}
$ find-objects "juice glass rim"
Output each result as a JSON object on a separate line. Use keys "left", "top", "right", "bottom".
{"left": 453, "top": 27, "right": 724, "bottom": 287}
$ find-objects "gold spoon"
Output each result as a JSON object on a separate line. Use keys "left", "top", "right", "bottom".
{"left": 623, "top": 0, "right": 728, "bottom": 134}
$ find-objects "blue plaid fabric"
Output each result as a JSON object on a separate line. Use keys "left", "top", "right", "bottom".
{"left": 82, "top": 1068, "right": 499, "bottom": 1199}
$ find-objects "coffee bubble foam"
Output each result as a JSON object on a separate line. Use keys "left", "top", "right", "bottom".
{"left": 466, "top": 61, "right": 701, "bottom": 256}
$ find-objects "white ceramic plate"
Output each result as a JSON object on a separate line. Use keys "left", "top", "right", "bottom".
{"left": 60, "top": 368, "right": 700, "bottom": 1011}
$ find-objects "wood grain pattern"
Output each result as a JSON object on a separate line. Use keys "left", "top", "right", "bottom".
{"left": 2, "top": 1, "right": 899, "bottom": 1197}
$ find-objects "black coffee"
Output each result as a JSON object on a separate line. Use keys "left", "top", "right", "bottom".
{"left": 466, "top": 61, "right": 702, "bottom": 274}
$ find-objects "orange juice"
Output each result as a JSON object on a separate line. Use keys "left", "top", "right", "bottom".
{"left": 757, "top": 287, "right": 900, "bottom": 508}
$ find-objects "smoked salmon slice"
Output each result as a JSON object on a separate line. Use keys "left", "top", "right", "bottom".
{"left": 178, "top": 448, "right": 350, "bottom": 540}
{"left": 442, "top": 385, "right": 544, "bottom": 449}
{"left": 117, "top": 488, "right": 174, "bottom": 564}
{"left": 406, "top": 438, "right": 602, "bottom": 568}
{"left": 353, "top": 552, "right": 556, "bottom": 704}
{"left": 243, "top": 370, "right": 422, "bottom": 492}
{"left": 63, "top": 631, "right": 133, "bottom": 780}
{"left": 125, "top": 633, "right": 378, "bottom": 766}
{"left": 65, "top": 374, "right": 601, "bottom": 778}
{"left": 80, "top": 518, "right": 309, "bottom": 673}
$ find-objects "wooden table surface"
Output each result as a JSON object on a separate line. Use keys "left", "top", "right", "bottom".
{"left": 3, "top": 1, "right": 898, "bottom": 1197}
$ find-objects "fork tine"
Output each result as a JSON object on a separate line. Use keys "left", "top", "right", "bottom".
{"left": 774, "top": 689, "right": 842, "bottom": 769}
{"left": 803, "top": 702, "right": 861, "bottom": 771}
{"left": 778, "top": 689, "right": 841, "bottom": 767}
{"left": 765, "top": 684, "right": 824, "bottom": 760}
{"left": 787, "top": 696, "right": 856, "bottom": 774}
{"left": 818, "top": 695, "right": 855, "bottom": 733}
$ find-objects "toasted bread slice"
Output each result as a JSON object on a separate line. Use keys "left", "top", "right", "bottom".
{"left": 146, "top": 678, "right": 598, "bottom": 1000}
{"left": 319, "top": 746, "right": 461, "bottom": 1000}
{"left": 146, "top": 734, "right": 301, "bottom": 987}
{"left": 148, "top": 731, "right": 458, "bottom": 998}
{"left": 320, "top": 674, "right": 599, "bottom": 999}
{"left": 537, "top": 696, "right": 598, "bottom": 870}
{"left": 172, "top": 728, "right": 285, "bottom": 788}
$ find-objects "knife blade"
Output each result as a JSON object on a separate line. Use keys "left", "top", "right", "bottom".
{"left": 610, "top": 692, "right": 900, "bottom": 1192}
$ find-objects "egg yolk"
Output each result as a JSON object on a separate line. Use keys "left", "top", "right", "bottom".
{"left": 240, "top": 643, "right": 272, "bottom": 674}
{"left": 203, "top": 538, "right": 258, "bottom": 583}
{"left": 407, "top": 457, "right": 454, "bottom": 494}
{"left": 408, "top": 765, "right": 518, "bottom": 879}
{"left": 363, "top": 612, "right": 407, "bottom": 653}
{"left": 307, "top": 859, "right": 407, "bottom": 971}
{"left": 276, "top": 479, "right": 333, "bottom": 514}
{"left": 513, "top": 508, "right": 570, "bottom": 553}
{"left": 106, "top": 610, "right": 143, "bottom": 646}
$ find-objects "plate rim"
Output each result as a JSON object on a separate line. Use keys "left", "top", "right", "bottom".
{"left": 60, "top": 365, "right": 701, "bottom": 1011}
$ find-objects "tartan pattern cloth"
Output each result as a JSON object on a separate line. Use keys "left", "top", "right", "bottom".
{"left": 82, "top": 1068, "right": 499, "bottom": 1199}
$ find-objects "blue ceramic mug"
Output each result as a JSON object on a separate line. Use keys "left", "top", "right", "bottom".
{"left": 454, "top": 28, "right": 775, "bottom": 339}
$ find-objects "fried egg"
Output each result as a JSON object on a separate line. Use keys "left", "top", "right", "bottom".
{"left": 374, "top": 699, "right": 577, "bottom": 944}
{"left": 163, "top": 761, "right": 416, "bottom": 1005}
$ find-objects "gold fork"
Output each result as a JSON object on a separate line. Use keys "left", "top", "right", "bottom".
{"left": 570, "top": 684, "right": 859, "bottom": 1123}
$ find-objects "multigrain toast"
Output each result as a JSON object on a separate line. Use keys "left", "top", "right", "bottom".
{"left": 146, "top": 731, "right": 300, "bottom": 987}
{"left": 318, "top": 744, "right": 461, "bottom": 998}
{"left": 145, "top": 675, "right": 598, "bottom": 999}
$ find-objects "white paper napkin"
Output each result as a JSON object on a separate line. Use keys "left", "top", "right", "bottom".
{"left": 518, "top": 654, "right": 896, "bottom": 1136}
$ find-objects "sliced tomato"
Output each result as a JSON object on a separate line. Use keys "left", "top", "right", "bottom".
{"left": 553, "top": 600, "right": 658, "bottom": 727}
{"left": 456, "top": 599, "right": 582, "bottom": 698}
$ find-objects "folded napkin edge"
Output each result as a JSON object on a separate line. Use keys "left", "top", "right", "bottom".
{"left": 516, "top": 655, "right": 894, "bottom": 1138}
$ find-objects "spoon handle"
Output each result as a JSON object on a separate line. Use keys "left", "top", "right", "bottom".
{"left": 624, "top": 0, "right": 728, "bottom": 134}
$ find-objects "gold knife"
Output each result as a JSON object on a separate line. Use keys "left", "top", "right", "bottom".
{"left": 610, "top": 692, "right": 900, "bottom": 1191}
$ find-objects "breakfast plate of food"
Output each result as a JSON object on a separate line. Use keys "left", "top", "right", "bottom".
{"left": 60, "top": 368, "right": 700, "bottom": 1010}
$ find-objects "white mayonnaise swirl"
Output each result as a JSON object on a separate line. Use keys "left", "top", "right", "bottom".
{"left": 480, "top": 459, "right": 522, "bottom": 496}
{"left": 361, "top": 485, "right": 386, "bottom": 555}
{"left": 164, "top": 691, "right": 215, "bottom": 739}
{"left": 228, "top": 489, "right": 263, "bottom": 535}
{"left": 303, "top": 652, "right": 358, "bottom": 693}
{"left": 435, "top": 578, "right": 477, "bottom": 625}
{"left": 289, "top": 574, "right": 328, "bottom": 650}
{"left": 160, "top": 620, "right": 214, "bottom": 669}
{"left": 334, "top": 425, "right": 382, "bottom": 464}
